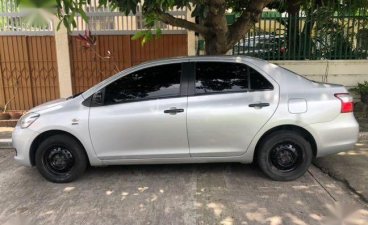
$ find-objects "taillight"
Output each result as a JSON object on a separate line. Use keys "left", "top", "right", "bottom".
{"left": 334, "top": 93, "right": 354, "bottom": 113}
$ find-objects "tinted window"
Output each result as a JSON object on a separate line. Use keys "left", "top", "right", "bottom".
{"left": 104, "top": 63, "right": 181, "bottom": 104}
{"left": 249, "top": 67, "right": 273, "bottom": 90}
{"left": 195, "top": 62, "right": 249, "bottom": 94}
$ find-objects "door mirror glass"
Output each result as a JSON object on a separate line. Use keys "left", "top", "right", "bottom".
{"left": 92, "top": 90, "right": 104, "bottom": 105}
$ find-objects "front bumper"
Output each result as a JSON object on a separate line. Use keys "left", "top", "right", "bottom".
{"left": 307, "top": 113, "right": 359, "bottom": 157}
{"left": 12, "top": 126, "right": 40, "bottom": 166}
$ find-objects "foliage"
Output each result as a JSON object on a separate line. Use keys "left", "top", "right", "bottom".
{"left": 17, "top": 0, "right": 273, "bottom": 54}
{"left": 15, "top": 0, "right": 90, "bottom": 30}
{"left": 0, "top": 2, "right": 3, "bottom": 28}
{"left": 17, "top": 0, "right": 368, "bottom": 55}
{"left": 75, "top": 29, "right": 119, "bottom": 73}
{"left": 265, "top": 0, "right": 368, "bottom": 59}
{"left": 76, "top": 29, "right": 96, "bottom": 48}
{"left": 351, "top": 81, "right": 368, "bottom": 104}
{"left": 269, "top": 0, "right": 368, "bottom": 13}
{"left": 351, "top": 81, "right": 368, "bottom": 96}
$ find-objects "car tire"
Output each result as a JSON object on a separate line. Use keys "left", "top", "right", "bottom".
{"left": 35, "top": 134, "right": 88, "bottom": 183}
{"left": 257, "top": 131, "right": 313, "bottom": 181}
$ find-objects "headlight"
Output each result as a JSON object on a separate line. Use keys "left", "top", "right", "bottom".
{"left": 19, "top": 113, "right": 40, "bottom": 128}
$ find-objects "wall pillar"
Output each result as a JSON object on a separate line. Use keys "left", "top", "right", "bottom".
{"left": 186, "top": 7, "right": 196, "bottom": 56}
{"left": 53, "top": 17, "right": 73, "bottom": 98}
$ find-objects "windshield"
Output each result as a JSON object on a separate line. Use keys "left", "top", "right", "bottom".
{"left": 66, "top": 92, "right": 82, "bottom": 100}
{"left": 79, "top": 70, "right": 126, "bottom": 98}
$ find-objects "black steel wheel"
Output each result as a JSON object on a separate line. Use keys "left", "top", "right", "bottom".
{"left": 269, "top": 142, "right": 303, "bottom": 172}
{"left": 43, "top": 145, "right": 75, "bottom": 176}
{"left": 35, "top": 134, "right": 88, "bottom": 183}
{"left": 257, "top": 131, "right": 313, "bottom": 181}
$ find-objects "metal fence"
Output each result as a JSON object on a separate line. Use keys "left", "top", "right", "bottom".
{"left": 70, "top": 0, "right": 187, "bottom": 35}
{"left": 0, "top": 0, "right": 54, "bottom": 35}
{"left": 0, "top": 0, "right": 187, "bottom": 36}
{"left": 231, "top": 3, "right": 368, "bottom": 60}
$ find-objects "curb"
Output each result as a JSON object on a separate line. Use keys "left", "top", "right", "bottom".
{"left": 0, "top": 138, "right": 12, "bottom": 149}
{"left": 358, "top": 132, "right": 368, "bottom": 140}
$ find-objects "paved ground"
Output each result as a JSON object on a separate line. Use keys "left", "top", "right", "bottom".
{"left": 314, "top": 140, "right": 368, "bottom": 203}
{"left": 0, "top": 149, "right": 367, "bottom": 225}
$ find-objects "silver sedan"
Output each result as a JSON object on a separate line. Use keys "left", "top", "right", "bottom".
{"left": 12, "top": 56, "right": 359, "bottom": 183}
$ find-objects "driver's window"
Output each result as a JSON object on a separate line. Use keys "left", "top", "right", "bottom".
{"left": 104, "top": 63, "right": 182, "bottom": 105}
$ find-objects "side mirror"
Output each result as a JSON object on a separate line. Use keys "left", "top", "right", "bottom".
{"left": 92, "top": 90, "right": 104, "bottom": 105}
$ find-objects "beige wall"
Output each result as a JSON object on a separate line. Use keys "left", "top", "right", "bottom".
{"left": 272, "top": 60, "right": 368, "bottom": 88}
{"left": 53, "top": 16, "right": 73, "bottom": 98}
{"left": 186, "top": 5, "right": 196, "bottom": 56}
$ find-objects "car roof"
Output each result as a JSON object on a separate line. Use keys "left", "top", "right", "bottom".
{"left": 135, "top": 55, "right": 269, "bottom": 68}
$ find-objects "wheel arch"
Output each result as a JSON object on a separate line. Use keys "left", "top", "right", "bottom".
{"left": 253, "top": 125, "right": 318, "bottom": 162}
{"left": 29, "top": 130, "right": 90, "bottom": 166}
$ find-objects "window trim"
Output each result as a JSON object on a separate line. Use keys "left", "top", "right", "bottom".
{"left": 85, "top": 62, "right": 187, "bottom": 107}
{"left": 189, "top": 61, "right": 273, "bottom": 97}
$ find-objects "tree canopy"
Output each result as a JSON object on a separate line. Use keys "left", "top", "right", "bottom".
{"left": 16, "top": 0, "right": 368, "bottom": 55}
{"left": 18, "top": 0, "right": 273, "bottom": 54}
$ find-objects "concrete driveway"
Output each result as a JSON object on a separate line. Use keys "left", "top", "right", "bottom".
{"left": 315, "top": 140, "right": 368, "bottom": 203}
{"left": 0, "top": 149, "right": 367, "bottom": 225}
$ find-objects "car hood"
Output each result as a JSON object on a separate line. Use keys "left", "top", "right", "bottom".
{"left": 28, "top": 98, "right": 67, "bottom": 113}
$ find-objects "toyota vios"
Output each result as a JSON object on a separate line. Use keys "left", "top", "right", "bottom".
{"left": 12, "top": 56, "right": 359, "bottom": 183}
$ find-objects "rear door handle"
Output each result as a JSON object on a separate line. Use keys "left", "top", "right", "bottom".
{"left": 164, "top": 107, "right": 184, "bottom": 114}
{"left": 249, "top": 103, "right": 270, "bottom": 108}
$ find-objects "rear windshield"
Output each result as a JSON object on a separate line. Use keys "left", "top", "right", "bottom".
{"left": 276, "top": 64, "right": 314, "bottom": 83}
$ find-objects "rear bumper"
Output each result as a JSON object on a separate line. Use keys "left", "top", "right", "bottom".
{"left": 12, "top": 126, "right": 39, "bottom": 166}
{"left": 307, "top": 113, "right": 359, "bottom": 157}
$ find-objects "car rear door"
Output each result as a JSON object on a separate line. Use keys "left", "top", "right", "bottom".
{"left": 187, "top": 61, "right": 279, "bottom": 157}
{"left": 88, "top": 62, "right": 190, "bottom": 160}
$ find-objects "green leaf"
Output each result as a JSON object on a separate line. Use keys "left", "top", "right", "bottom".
{"left": 56, "top": 19, "right": 63, "bottom": 30}
{"left": 131, "top": 31, "right": 147, "bottom": 40}
{"left": 155, "top": 28, "right": 162, "bottom": 38}
{"left": 78, "top": 9, "right": 89, "bottom": 22}
{"left": 63, "top": 18, "right": 70, "bottom": 31}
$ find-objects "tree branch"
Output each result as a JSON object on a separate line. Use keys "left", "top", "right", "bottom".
{"left": 155, "top": 10, "right": 209, "bottom": 35}
{"left": 227, "top": 0, "right": 273, "bottom": 48}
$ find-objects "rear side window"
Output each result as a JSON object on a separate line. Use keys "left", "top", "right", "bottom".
{"left": 249, "top": 67, "right": 274, "bottom": 90}
{"left": 195, "top": 62, "right": 249, "bottom": 94}
{"left": 104, "top": 63, "right": 181, "bottom": 104}
{"left": 195, "top": 62, "right": 272, "bottom": 94}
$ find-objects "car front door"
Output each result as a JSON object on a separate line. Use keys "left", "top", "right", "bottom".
{"left": 88, "top": 63, "right": 190, "bottom": 160}
{"left": 187, "top": 61, "right": 279, "bottom": 157}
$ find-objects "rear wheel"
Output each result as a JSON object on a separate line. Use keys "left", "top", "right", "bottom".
{"left": 35, "top": 134, "right": 87, "bottom": 183}
{"left": 257, "top": 131, "right": 313, "bottom": 181}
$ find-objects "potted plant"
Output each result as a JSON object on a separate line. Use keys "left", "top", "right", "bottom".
{"left": 8, "top": 110, "right": 23, "bottom": 119}
{"left": 0, "top": 75, "right": 22, "bottom": 120}
{"left": 0, "top": 98, "right": 15, "bottom": 120}
{"left": 351, "top": 81, "right": 368, "bottom": 104}
{"left": 0, "top": 108, "right": 10, "bottom": 120}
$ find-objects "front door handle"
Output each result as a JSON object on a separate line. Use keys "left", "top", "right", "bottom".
{"left": 164, "top": 107, "right": 184, "bottom": 114}
{"left": 249, "top": 103, "right": 270, "bottom": 108}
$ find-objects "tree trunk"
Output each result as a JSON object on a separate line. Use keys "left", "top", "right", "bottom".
{"left": 204, "top": 33, "right": 230, "bottom": 55}
{"left": 155, "top": 0, "right": 272, "bottom": 55}
{"left": 203, "top": 0, "right": 229, "bottom": 55}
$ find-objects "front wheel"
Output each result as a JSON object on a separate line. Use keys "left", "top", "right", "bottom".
{"left": 35, "top": 134, "right": 88, "bottom": 183}
{"left": 257, "top": 131, "right": 313, "bottom": 181}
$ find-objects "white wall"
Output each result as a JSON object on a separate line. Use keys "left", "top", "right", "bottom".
{"left": 272, "top": 60, "right": 368, "bottom": 88}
